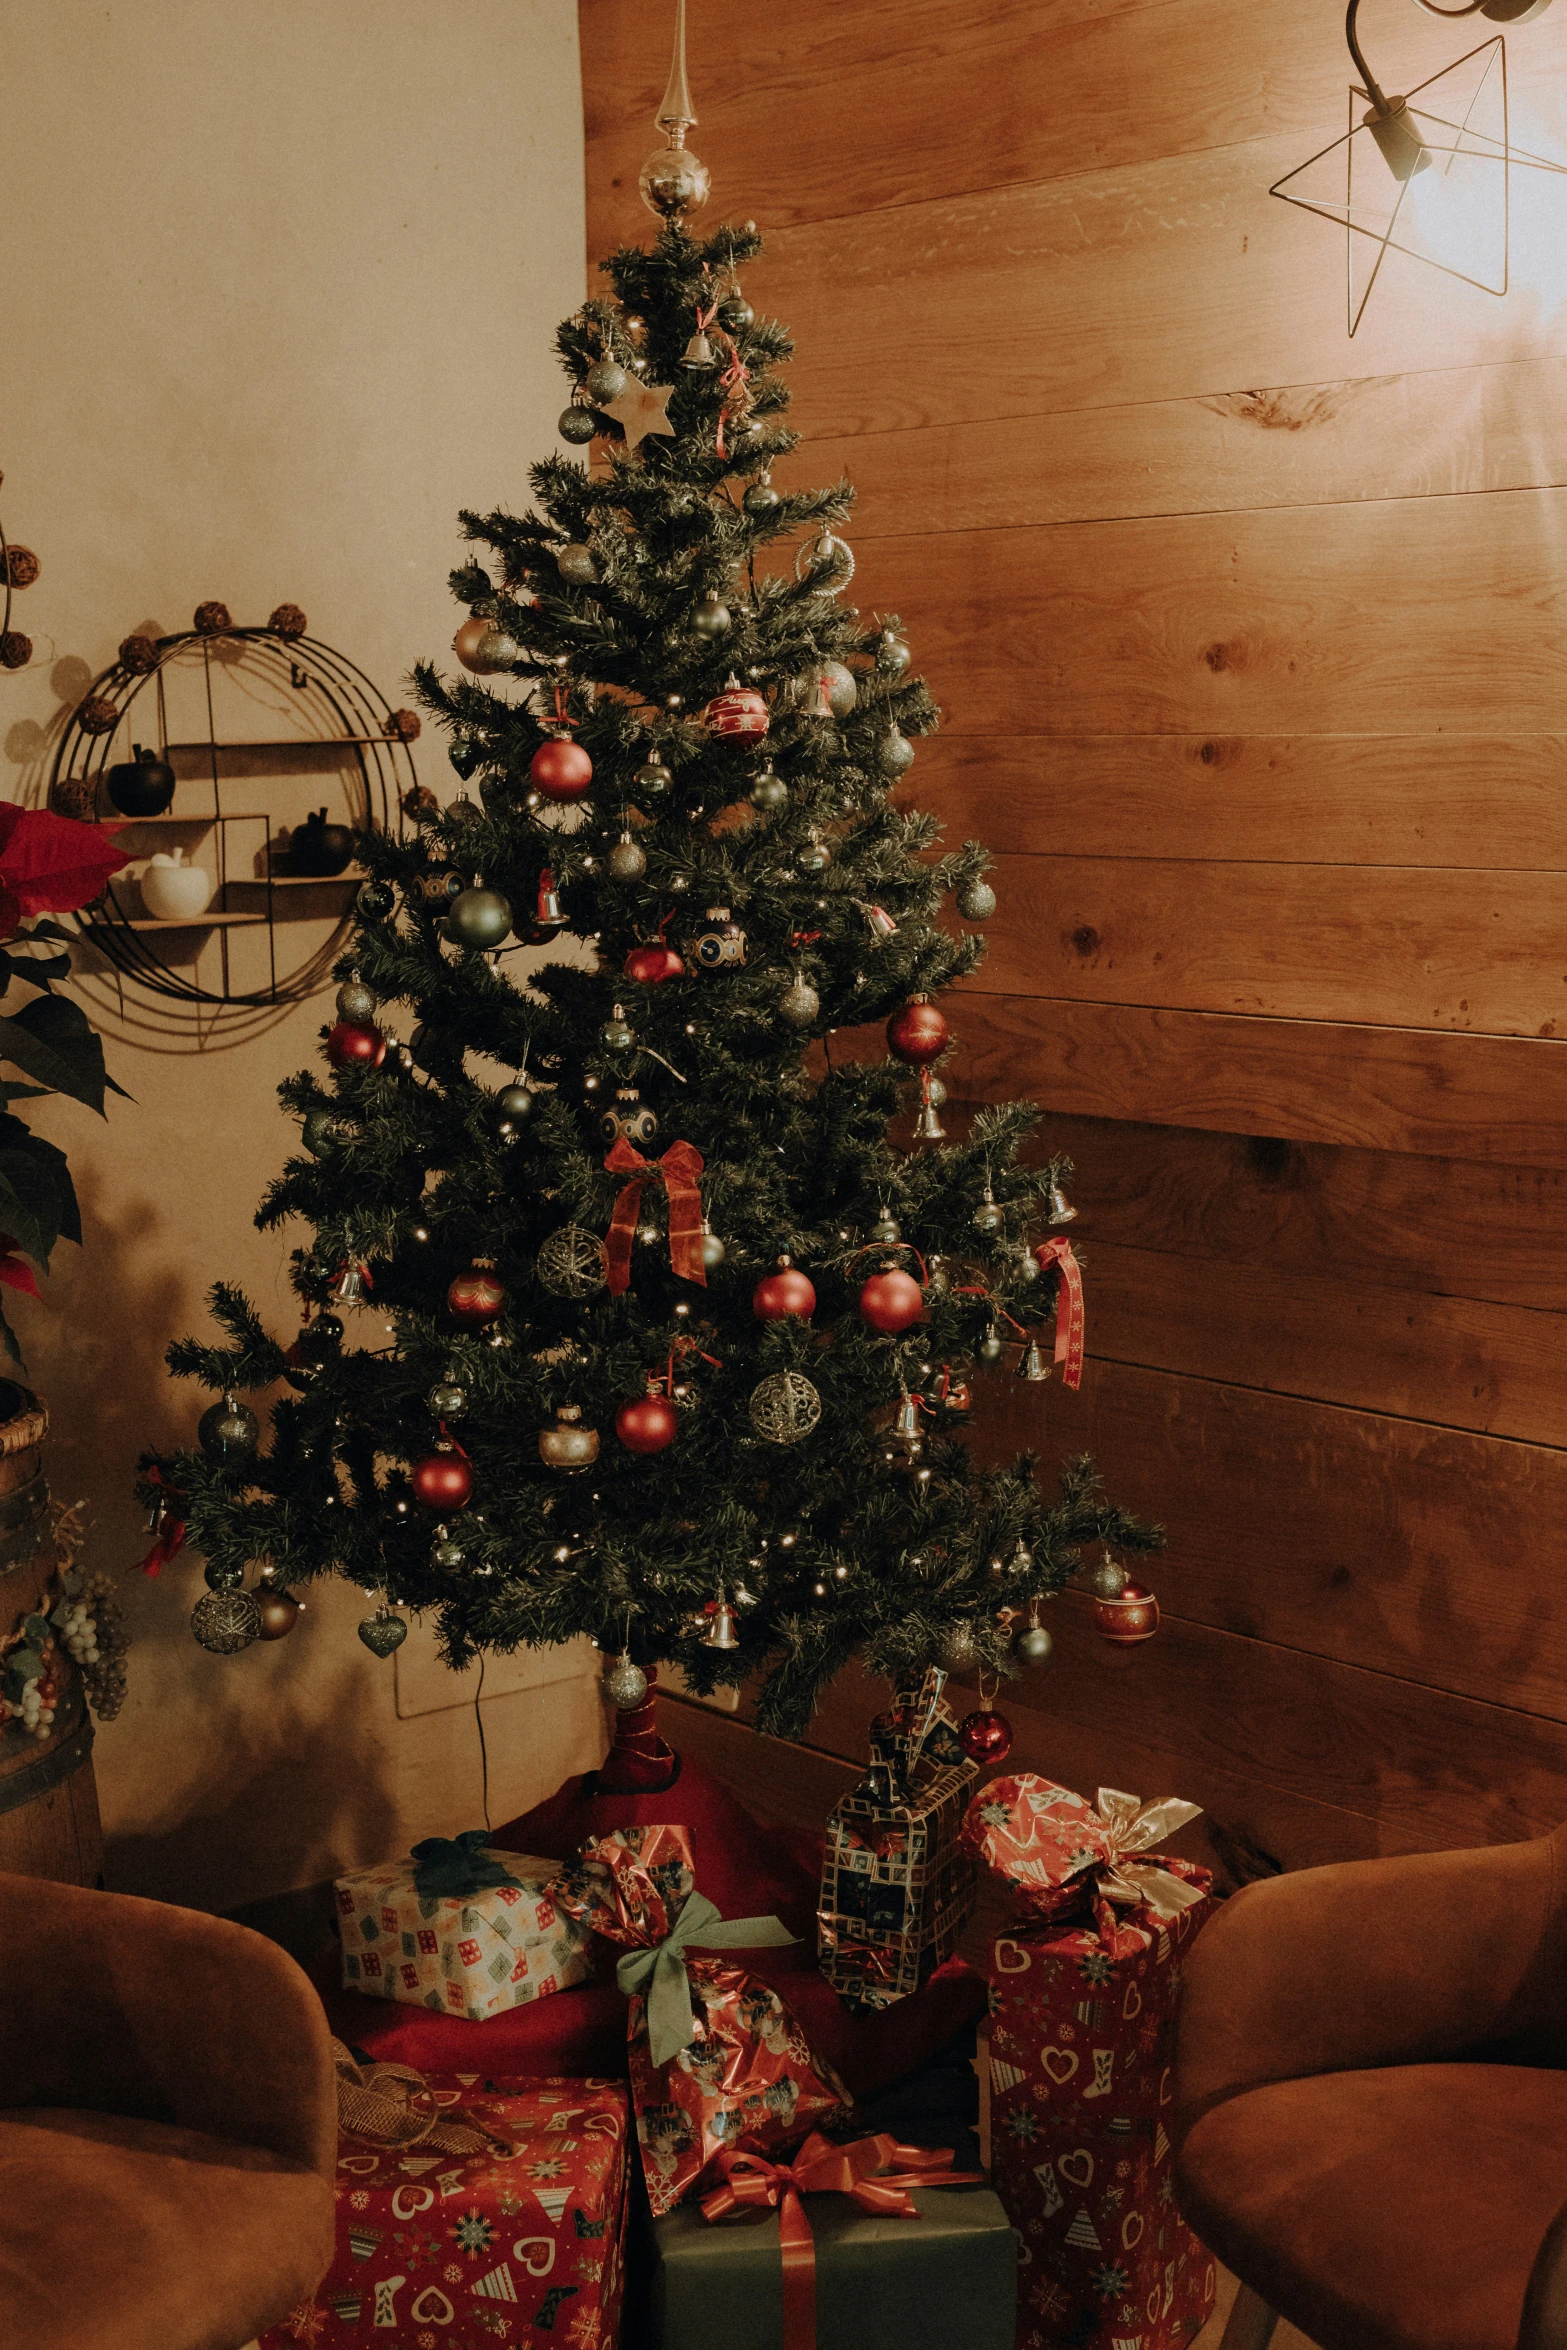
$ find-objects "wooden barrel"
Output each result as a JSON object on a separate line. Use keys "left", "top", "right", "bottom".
{"left": 0, "top": 1383, "right": 102, "bottom": 1885}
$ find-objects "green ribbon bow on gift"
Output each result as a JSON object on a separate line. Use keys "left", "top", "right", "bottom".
{"left": 410, "top": 1830, "right": 523, "bottom": 1900}
{"left": 615, "top": 1891, "right": 798, "bottom": 2066}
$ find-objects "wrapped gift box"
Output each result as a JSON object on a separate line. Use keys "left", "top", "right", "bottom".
{"left": 817, "top": 1668, "right": 978, "bottom": 2011}
{"left": 964, "top": 1776, "right": 1218, "bottom": 2350}
{"left": 336, "top": 1841, "right": 594, "bottom": 2023}
{"left": 650, "top": 2175, "right": 1017, "bottom": 2349}
{"left": 262, "top": 2071, "right": 630, "bottom": 2350}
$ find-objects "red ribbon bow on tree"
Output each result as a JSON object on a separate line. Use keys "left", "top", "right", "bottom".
{"left": 1032, "top": 1236, "right": 1085, "bottom": 1389}
{"left": 603, "top": 1136, "right": 707, "bottom": 1295}
{"left": 700, "top": 2132, "right": 982, "bottom": 2350}
{"left": 137, "top": 1465, "right": 187, "bottom": 1578}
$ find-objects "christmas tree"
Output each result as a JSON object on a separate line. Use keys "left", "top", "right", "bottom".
{"left": 146, "top": 59, "right": 1158, "bottom": 1737}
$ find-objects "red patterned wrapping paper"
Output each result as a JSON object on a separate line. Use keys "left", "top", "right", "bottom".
{"left": 554, "top": 1824, "right": 849, "bottom": 2216}
{"left": 963, "top": 1776, "right": 1217, "bottom": 2350}
{"left": 261, "top": 2074, "right": 629, "bottom": 2350}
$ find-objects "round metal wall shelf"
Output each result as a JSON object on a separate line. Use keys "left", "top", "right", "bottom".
{"left": 49, "top": 620, "right": 416, "bottom": 1009}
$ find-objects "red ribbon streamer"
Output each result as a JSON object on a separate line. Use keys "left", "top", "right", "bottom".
{"left": 603, "top": 1136, "right": 707, "bottom": 1295}
{"left": 700, "top": 2133, "right": 982, "bottom": 2350}
{"left": 138, "top": 1465, "right": 187, "bottom": 1578}
{"left": 1033, "top": 1236, "right": 1085, "bottom": 1389}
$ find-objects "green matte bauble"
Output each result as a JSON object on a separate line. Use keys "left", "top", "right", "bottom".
{"left": 357, "top": 878, "right": 395, "bottom": 921}
{"left": 447, "top": 886, "right": 513, "bottom": 950}
{"left": 191, "top": 1588, "right": 262, "bottom": 1655}
{"left": 1016, "top": 1623, "right": 1055, "bottom": 1665}
{"left": 445, "top": 796, "right": 482, "bottom": 830}
{"left": 957, "top": 877, "right": 997, "bottom": 922}
{"left": 302, "top": 1108, "right": 342, "bottom": 1157}
{"left": 199, "top": 1393, "right": 260, "bottom": 1468}
{"left": 692, "top": 594, "right": 731, "bottom": 638}
{"left": 750, "top": 765, "right": 787, "bottom": 813}
{"left": 584, "top": 358, "right": 627, "bottom": 405}
{"left": 427, "top": 1379, "right": 467, "bottom": 1419}
{"left": 743, "top": 475, "right": 780, "bottom": 515}
{"left": 878, "top": 728, "right": 915, "bottom": 777}
{"left": 496, "top": 1083, "right": 535, "bottom": 1122}
{"left": 559, "top": 406, "right": 598, "bottom": 445}
{"left": 635, "top": 758, "right": 673, "bottom": 798}
{"left": 557, "top": 543, "right": 599, "bottom": 587}
{"left": 203, "top": 1560, "right": 246, "bottom": 1592}
{"left": 335, "top": 975, "right": 376, "bottom": 1024}
{"left": 779, "top": 976, "right": 820, "bottom": 1028}
{"left": 358, "top": 1607, "right": 409, "bottom": 1658}
{"left": 609, "top": 835, "right": 647, "bottom": 881}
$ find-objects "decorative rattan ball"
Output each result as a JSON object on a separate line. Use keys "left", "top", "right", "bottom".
{"left": 384, "top": 708, "right": 421, "bottom": 742}
{"left": 193, "top": 600, "right": 233, "bottom": 635}
{"left": 118, "top": 634, "right": 160, "bottom": 674}
{"left": 268, "top": 602, "right": 308, "bottom": 639}
{"left": 4, "top": 547, "right": 40, "bottom": 589}
{"left": 0, "top": 633, "right": 31, "bottom": 672}
{"left": 77, "top": 694, "right": 119, "bottom": 734}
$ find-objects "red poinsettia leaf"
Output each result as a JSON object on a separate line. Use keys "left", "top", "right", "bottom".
{"left": 0, "top": 1239, "right": 40, "bottom": 1298}
{"left": 0, "top": 804, "right": 130, "bottom": 922}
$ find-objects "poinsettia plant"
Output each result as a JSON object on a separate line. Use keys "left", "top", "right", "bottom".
{"left": 0, "top": 804, "right": 131, "bottom": 1361}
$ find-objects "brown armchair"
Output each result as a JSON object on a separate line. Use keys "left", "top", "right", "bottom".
{"left": 0, "top": 1869, "right": 338, "bottom": 2350}
{"left": 1172, "top": 1825, "right": 1567, "bottom": 2350}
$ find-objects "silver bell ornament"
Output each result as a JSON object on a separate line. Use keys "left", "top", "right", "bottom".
{"left": 602, "top": 1652, "right": 648, "bottom": 1710}
{"left": 1016, "top": 1337, "right": 1051, "bottom": 1383}
{"left": 891, "top": 1392, "right": 924, "bottom": 1459}
{"left": 912, "top": 1074, "right": 947, "bottom": 1143}
{"left": 701, "top": 1598, "right": 741, "bottom": 1650}
{"left": 335, "top": 972, "right": 376, "bottom": 1024}
{"left": 1046, "top": 1178, "right": 1079, "bottom": 1227}
{"left": 682, "top": 328, "right": 717, "bottom": 368}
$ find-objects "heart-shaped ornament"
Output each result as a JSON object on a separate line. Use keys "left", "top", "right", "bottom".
{"left": 358, "top": 1608, "right": 408, "bottom": 1658}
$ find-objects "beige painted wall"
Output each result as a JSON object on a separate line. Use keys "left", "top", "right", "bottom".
{"left": 0, "top": 0, "right": 605, "bottom": 1913}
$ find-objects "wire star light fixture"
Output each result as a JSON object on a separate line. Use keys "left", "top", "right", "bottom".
{"left": 1271, "top": 0, "right": 1567, "bottom": 334}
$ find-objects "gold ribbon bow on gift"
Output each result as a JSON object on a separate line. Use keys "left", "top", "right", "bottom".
{"left": 330, "top": 2038, "right": 514, "bottom": 2160}
{"left": 1073, "top": 1787, "right": 1207, "bottom": 1923}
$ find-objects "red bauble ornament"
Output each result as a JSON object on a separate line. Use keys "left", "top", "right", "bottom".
{"left": 858, "top": 1266, "right": 925, "bottom": 1334}
{"left": 959, "top": 1707, "right": 1014, "bottom": 1764}
{"left": 530, "top": 738, "right": 593, "bottom": 802}
{"left": 1093, "top": 1581, "right": 1160, "bottom": 1644}
{"left": 615, "top": 1390, "right": 679, "bottom": 1454}
{"left": 752, "top": 1257, "right": 816, "bottom": 1321}
{"left": 703, "top": 683, "right": 770, "bottom": 739}
{"left": 624, "top": 942, "right": 685, "bottom": 984}
{"left": 326, "top": 1020, "right": 386, "bottom": 1071}
{"left": 886, "top": 997, "right": 950, "bottom": 1065}
{"left": 411, "top": 1444, "right": 474, "bottom": 1511}
{"left": 447, "top": 1261, "right": 505, "bottom": 1325}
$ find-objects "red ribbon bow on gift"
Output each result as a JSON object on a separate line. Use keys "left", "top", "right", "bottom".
{"left": 700, "top": 2133, "right": 982, "bottom": 2350}
{"left": 137, "top": 1465, "right": 186, "bottom": 1578}
{"left": 1032, "top": 1236, "right": 1085, "bottom": 1389}
{"left": 603, "top": 1136, "right": 707, "bottom": 1295}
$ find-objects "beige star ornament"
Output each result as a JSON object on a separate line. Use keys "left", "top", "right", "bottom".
{"left": 602, "top": 377, "right": 677, "bottom": 455}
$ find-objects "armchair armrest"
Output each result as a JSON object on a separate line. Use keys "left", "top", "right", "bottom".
{"left": 0, "top": 1869, "right": 336, "bottom": 2178}
{"left": 1172, "top": 1827, "right": 1567, "bottom": 2148}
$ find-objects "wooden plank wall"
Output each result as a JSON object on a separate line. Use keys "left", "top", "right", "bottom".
{"left": 581, "top": 0, "right": 1567, "bottom": 1883}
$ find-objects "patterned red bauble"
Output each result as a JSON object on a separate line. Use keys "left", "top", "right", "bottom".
{"left": 886, "top": 997, "right": 950, "bottom": 1065}
{"left": 858, "top": 1266, "right": 925, "bottom": 1334}
{"left": 624, "top": 943, "right": 685, "bottom": 983}
{"left": 615, "top": 1391, "right": 679, "bottom": 1454}
{"left": 530, "top": 739, "right": 593, "bottom": 802}
{"left": 1093, "top": 1581, "right": 1160, "bottom": 1645}
{"left": 326, "top": 1020, "right": 386, "bottom": 1070}
{"left": 411, "top": 1444, "right": 474, "bottom": 1511}
{"left": 752, "top": 1257, "right": 816, "bottom": 1321}
{"left": 446, "top": 1262, "right": 505, "bottom": 1325}
{"left": 703, "top": 683, "right": 769, "bottom": 739}
{"left": 959, "top": 1707, "right": 1014, "bottom": 1764}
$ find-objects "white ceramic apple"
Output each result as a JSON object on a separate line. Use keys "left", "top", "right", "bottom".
{"left": 139, "top": 847, "right": 215, "bottom": 921}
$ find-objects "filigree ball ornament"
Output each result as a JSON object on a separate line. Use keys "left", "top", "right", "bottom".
{"left": 536, "top": 1225, "right": 609, "bottom": 1300}
{"left": 1093, "top": 1581, "right": 1160, "bottom": 1645}
{"left": 191, "top": 1587, "right": 262, "bottom": 1656}
{"left": 748, "top": 1370, "right": 822, "bottom": 1447}
{"left": 602, "top": 1652, "right": 649, "bottom": 1710}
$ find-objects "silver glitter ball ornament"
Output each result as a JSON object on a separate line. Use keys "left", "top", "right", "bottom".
{"left": 191, "top": 1588, "right": 262, "bottom": 1655}
{"left": 199, "top": 1392, "right": 260, "bottom": 1468}
{"left": 602, "top": 1652, "right": 648, "bottom": 1710}
{"left": 779, "top": 976, "right": 820, "bottom": 1028}
{"left": 878, "top": 728, "right": 915, "bottom": 777}
{"left": 557, "top": 543, "right": 599, "bottom": 587}
{"left": 1085, "top": 1556, "right": 1129, "bottom": 1601}
{"left": 584, "top": 359, "right": 627, "bottom": 405}
{"left": 335, "top": 975, "right": 376, "bottom": 1024}
{"left": 609, "top": 835, "right": 647, "bottom": 881}
{"left": 957, "top": 877, "right": 997, "bottom": 922}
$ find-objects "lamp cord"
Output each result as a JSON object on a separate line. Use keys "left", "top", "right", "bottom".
{"left": 1351, "top": 0, "right": 1492, "bottom": 117}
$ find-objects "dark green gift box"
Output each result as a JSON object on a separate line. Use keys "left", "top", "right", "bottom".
{"left": 648, "top": 2181, "right": 1018, "bottom": 2350}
